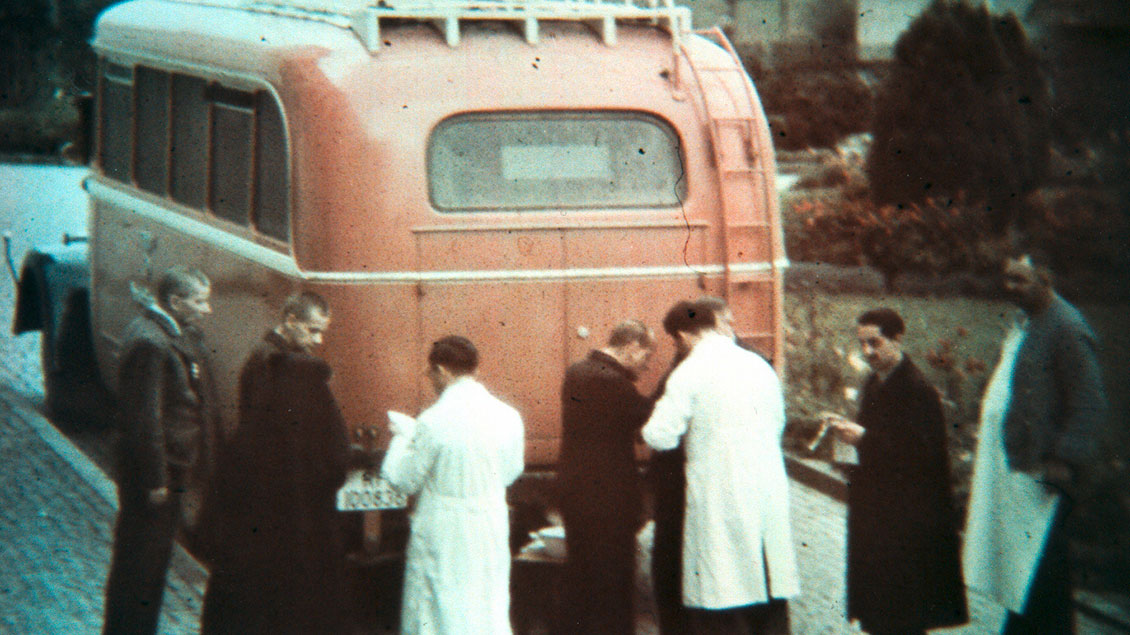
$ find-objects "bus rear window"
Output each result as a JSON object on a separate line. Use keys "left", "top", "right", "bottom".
{"left": 428, "top": 112, "right": 685, "bottom": 211}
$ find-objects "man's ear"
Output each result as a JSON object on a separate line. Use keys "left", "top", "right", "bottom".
{"left": 167, "top": 295, "right": 185, "bottom": 315}
{"left": 675, "top": 331, "right": 691, "bottom": 350}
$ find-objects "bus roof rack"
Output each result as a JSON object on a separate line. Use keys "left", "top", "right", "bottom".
{"left": 168, "top": 0, "right": 692, "bottom": 51}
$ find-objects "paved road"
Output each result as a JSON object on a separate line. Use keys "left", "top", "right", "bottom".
{"left": 1, "top": 163, "right": 1123, "bottom": 634}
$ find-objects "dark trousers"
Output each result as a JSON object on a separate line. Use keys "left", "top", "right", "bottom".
{"left": 562, "top": 513, "right": 637, "bottom": 635}
{"left": 1003, "top": 505, "right": 1074, "bottom": 635}
{"left": 652, "top": 498, "right": 687, "bottom": 635}
{"left": 685, "top": 599, "right": 790, "bottom": 635}
{"left": 102, "top": 489, "right": 182, "bottom": 635}
{"left": 650, "top": 445, "right": 689, "bottom": 635}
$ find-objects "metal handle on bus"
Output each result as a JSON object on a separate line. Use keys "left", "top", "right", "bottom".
{"left": 3, "top": 233, "right": 17, "bottom": 284}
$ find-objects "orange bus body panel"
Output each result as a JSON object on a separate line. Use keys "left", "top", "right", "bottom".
{"left": 88, "top": 0, "right": 783, "bottom": 466}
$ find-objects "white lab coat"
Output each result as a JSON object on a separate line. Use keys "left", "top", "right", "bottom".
{"left": 642, "top": 333, "right": 800, "bottom": 609}
{"left": 381, "top": 376, "right": 525, "bottom": 635}
{"left": 963, "top": 323, "right": 1060, "bottom": 612}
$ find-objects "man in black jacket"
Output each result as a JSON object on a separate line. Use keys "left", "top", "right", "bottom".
{"left": 200, "top": 291, "right": 353, "bottom": 634}
{"left": 558, "top": 319, "right": 655, "bottom": 635}
{"left": 103, "top": 266, "right": 213, "bottom": 634}
{"left": 825, "top": 308, "right": 967, "bottom": 635}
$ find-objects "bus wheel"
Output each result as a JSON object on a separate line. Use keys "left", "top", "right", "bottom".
{"left": 43, "top": 291, "right": 112, "bottom": 427}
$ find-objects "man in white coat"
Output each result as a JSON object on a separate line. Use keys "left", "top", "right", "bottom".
{"left": 381, "top": 335, "right": 525, "bottom": 635}
{"left": 642, "top": 300, "right": 799, "bottom": 634}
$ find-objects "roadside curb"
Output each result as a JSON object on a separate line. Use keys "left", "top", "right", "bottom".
{"left": 785, "top": 453, "right": 847, "bottom": 501}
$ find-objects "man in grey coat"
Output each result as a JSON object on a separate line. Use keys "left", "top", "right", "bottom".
{"left": 102, "top": 266, "right": 213, "bottom": 635}
{"left": 963, "top": 251, "right": 1107, "bottom": 634}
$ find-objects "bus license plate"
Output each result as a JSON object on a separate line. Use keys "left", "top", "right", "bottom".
{"left": 335, "top": 469, "right": 408, "bottom": 511}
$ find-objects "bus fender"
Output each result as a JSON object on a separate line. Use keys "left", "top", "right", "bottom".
{"left": 13, "top": 244, "right": 91, "bottom": 349}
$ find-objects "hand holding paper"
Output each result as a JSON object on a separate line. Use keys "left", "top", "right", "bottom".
{"left": 388, "top": 410, "right": 417, "bottom": 437}
{"left": 821, "top": 411, "right": 864, "bottom": 445}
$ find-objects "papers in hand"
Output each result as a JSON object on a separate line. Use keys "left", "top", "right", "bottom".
{"left": 388, "top": 410, "right": 416, "bottom": 437}
{"left": 807, "top": 420, "right": 831, "bottom": 452}
{"left": 833, "top": 438, "right": 860, "bottom": 466}
{"left": 813, "top": 411, "right": 861, "bottom": 465}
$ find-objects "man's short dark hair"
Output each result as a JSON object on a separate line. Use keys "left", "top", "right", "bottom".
{"left": 282, "top": 291, "right": 329, "bottom": 321}
{"left": 428, "top": 335, "right": 478, "bottom": 374}
{"left": 693, "top": 295, "right": 731, "bottom": 323}
{"left": 608, "top": 320, "right": 653, "bottom": 348}
{"left": 662, "top": 300, "right": 716, "bottom": 337}
{"left": 156, "top": 266, "right": 209, "bottom": 308}
{"left": 693, "top": 295, "right": 728, "bottom": 315}
{"left": 857, "top": 308, "right": 905, "bottom": 339}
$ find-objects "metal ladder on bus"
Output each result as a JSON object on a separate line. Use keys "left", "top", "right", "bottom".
{"left": 681, "top": 27, "right": 786, "bottom": 369}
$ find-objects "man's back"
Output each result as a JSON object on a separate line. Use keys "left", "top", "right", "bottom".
{"left": 384, "top": 375, "right": 525, "bottom": 635}
{"left": 559, "top": 351, "right": 651, "bottom": 517}
{"left": 643, "top": 332, "right": 798, "bottom": 608}
{"left": 405, "top": 377, "right": 524, "bottom": 500}
{"left": 649, "top": 333, "right": 785, "bottom": 457}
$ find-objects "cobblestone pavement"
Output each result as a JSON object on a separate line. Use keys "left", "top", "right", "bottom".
{"left": 0, "top": 242, "right": 206, "bottom": 634}
{"left": 0, "top": 385, "right": 207, "bottom": 634}
{"left": 781, "top": 471, "right": 1123, "bottom": 635}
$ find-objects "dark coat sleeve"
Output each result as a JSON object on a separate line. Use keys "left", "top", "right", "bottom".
{"left": 301, "top": 361, "right": 351, "bottom": 493}
{"left": 863, "top": 376, "right": 948, "bottom": 503}
{"left": 117, "top": 340, "right": 169, "bottom": 491}
{"left": 200, "top": 348, "right": 350, "bottom": 567}
{"left": 1049, "top": 326, "right": 1106, "bottom": 470}
{"left": 558, "top": 359, "right": 653, "bottom": 522}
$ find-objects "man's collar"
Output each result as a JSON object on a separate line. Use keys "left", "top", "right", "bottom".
{"left": 145, "top": 303, "right": 182, "bottom": 338}
{"left": 697, "top": 331, "right": 732, "bottom": 348}
{"left": 590, "top": 349, "right": 636, "bottom": 381}
{"left": 872, "top": 352, "right": 905, "bottom": 384}
{"left": 266, "top": 327, "right": 307, "bottom": 353}
{"left": 440, "top": 374, "right": 477, "bottom": 395}
{"left": 265, "top": 329, "right": 293, "bottom": 351}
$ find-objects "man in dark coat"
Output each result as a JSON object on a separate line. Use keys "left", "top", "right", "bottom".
{"left": 826, "top": 308, "right": 967, "bottom": 635}
{"left": 103, "top": 266, "right": 214, "bottom": 635}
{"left": 558, "top": 319, "right": 655, "bottom": 634}
{"left": 199, "top": 291, "right": 353, "bottom": 634}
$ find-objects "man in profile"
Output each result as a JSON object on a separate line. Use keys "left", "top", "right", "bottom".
{"left": 103, "top": 266, "right": 213, "bottom": 634}
{"left": 964, "top": 252, "right": 1107, "bottom": 634}
{"left": 558, "top": 320, "right": 655, "bottom": 634}
{"left": 824, "top": 308, "right": 967, "bottom": 635}
{"left": 642, "top": 300, "right": 799, "bottom": 635}
{"left": 199, "top": 291, "right": 353, "bottom": 634}
{"left": 382, "top": 336, "right": 525, "bottom": 634}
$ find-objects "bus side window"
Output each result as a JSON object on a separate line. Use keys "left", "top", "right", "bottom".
{"left": 136, "top": 67, "right": 170, "bottom": 195}
{"left": 95, "top": 59, "right": 288, "bottom": 244}
{"left": 98, "top": 62, "right": 133, "bottom": 183}
{"left": 253, "top": 91, "right": 289, "bottom": 243}
{"left": 171, "top": 74, "right": 208, "bottom": 209}
{"left": 207, "top": 83, "right": 255, "bottom": 227}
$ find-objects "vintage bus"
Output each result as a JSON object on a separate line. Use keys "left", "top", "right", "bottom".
{"left": 19, "top": 0, "right": 785, "bottom": 539}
